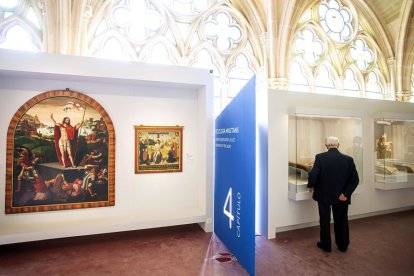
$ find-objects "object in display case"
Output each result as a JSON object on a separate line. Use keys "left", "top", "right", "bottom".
{"left": 376, "top": 134, "right": 392, "bottom": 159}
{"left": 288, "top": 161, "right": 314, "bottom": 173}
{"left": 135, "top": 125, "right": 183, "bottom": 174}
{"left": 5, "top": 90, "right": 116, "bottom": 214}
{"left": 394, "top": 164, "right": 414, "bottom": 173}
{"left": 374, "top": 119, "right": 414, "bottom": 185}
{"left": 375, "top": 162, "right": 398, "bottom": 175}
{"left": 288, "top": 114, "right": 363, "bottom": 196}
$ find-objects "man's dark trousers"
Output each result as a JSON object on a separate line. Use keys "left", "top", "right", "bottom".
{"left": 318, "top": 201, "right": 349, "bottom": 250}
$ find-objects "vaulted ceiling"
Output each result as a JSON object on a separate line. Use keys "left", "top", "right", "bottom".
{"left": 368, "top": 0, "right": 404, "bottom": 24}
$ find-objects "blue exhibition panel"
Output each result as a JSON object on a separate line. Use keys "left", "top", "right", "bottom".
{"left": 214, "top": 76, "right": 256, "bottom": 275}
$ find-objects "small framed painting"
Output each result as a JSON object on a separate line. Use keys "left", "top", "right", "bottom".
{"left": 134, "top": 125, "right": 183, "bottom": 174}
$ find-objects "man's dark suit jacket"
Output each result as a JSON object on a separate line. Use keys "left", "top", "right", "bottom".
{"left": 307, "top": 148, "right": 359, "bottom": 204}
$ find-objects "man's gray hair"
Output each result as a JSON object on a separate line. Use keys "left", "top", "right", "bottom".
{"left": 325, "top": 136, "right": 339, "bottom": 149}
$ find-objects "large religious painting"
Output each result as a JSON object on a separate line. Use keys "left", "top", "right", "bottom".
{"left": 5, "top": 90, "right": 115, "bottom": 214}
{"left": 135, "top": 126, "right": 183, "bottom": 174}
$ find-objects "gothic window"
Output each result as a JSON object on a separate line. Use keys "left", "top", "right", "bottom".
{"left": 289, "top": 59, "right": 311, "bottom": 92}
{"left": 319, "top": 0, "right": 354, "bottom": 43}
{"left": 350, "top": 38, "right": 374, "bottom": 71}
{"left": 87, "top": 0, "right": 261, "bottom": 115}
{"left": 289, "top": 0, "right": 389, "bottom": 100}
{"left": 0, "top": 0, "right": 42, "bottom": 51}
{"left": 343, "top": 67, "right": 361, "bottom": 97}
{"left": 159, "top": 0, "right": 209, "bottom": 15}
{"left": 204, "top": 11, "right": 242, "bottom": 53}
{"left": 142, "top": 41, "right": 175, "bottom": 65}
{"left": 366, "top": 71, "right": 384, "bottom": 99}
{"left": 111, "top": 1, "right": 163, "bottom": 42}
{"left": 294, "top": 28, "right": 324, "bottom": 65}
{"left": 93, "top": 36, "right": 134, "bottom": 60}
{"left": 315, "top": 63, "right": 336, "bottom": 94}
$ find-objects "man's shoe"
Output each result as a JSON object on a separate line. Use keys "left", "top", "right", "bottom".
{"left": 338, "top": 246, "right": 348, "bottom": 252}
{"left": 317, "top": 242, "right": 331, "bottom": 253}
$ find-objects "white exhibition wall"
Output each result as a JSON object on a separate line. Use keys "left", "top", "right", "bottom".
{"left": 267, "top": 91, "right": 414, "bottom": 239}
{"left": 0, "top": 49, "right": 214, "bottom": 244}
{"left": 1, "top": 49, "right": 413, "bottom": 244}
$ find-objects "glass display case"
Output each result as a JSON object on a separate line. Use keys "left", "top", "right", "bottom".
{"left": 374, "top": 118, "right": 414, "bottom": 188}
{"left": 288, "top": 114, "right": 363, "bottom": 200}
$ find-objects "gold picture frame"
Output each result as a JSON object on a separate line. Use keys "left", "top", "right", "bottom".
{"left": 135, "top": 125, "right": 183, "bottom": 174}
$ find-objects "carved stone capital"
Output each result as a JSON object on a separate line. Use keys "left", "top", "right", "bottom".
{"left": 268, "top": 77, "right": 288, "bottom": 90}
{"left": 84, "top": 5, "right": 93, "bottom": 20}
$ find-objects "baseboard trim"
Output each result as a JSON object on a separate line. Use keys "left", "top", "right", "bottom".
{"left": 275, "top": 206, "right": 414, "bottom": 234}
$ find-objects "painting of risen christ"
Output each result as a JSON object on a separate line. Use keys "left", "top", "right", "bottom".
{"left": 5, "top": 90, "right": 115, "bottom": 214}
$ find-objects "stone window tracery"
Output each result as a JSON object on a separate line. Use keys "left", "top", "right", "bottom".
{"left": 350, "top": 38, "right": 374, "bottom": 71}
{"left": 0, "top": 1, "right": 259, "bottom": 115}
{"left": 87, "top": 0, "right": 260, "bottom": 115}
{"left": 366, "top": 71, "right": 384, "bottom": 99}
{"left": 294, "top": 28, "right": 324, "bottom": 65}
{"left": 1, "top": 1, "right": 407, "bottom": 109}
{"left": 288, "top": 59, "right": 311, "bottom": 93}
{"left": 343, "top": 67, "right": 361, "bottom": 97}
{"left": 0, "top": 1, "right": 42, "bottom": 51}
{"left": 204, "top": 11, "right": 242, "bottom": 53}
{"left": 289, "top": 0, "right": 388, "bottom": 100}
{"left": 111, "top": 0, "right": 164, "bottom": 42}
{"left": 319, "top": 0, "right": 353, "bottom": 43}
{"left": 315, "top": 63, "right": 336, "bottom": 94}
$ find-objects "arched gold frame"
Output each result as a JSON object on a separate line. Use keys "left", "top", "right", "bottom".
{"left": 5, "top": 90, "right": 115, "bottom": 214}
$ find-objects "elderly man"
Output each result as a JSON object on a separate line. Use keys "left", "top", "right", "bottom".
{"left": 307, "top": 136, "right": 359, "bottom": 253}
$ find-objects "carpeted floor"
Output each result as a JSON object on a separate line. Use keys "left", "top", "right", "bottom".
{"left": 0, "top": 209, "right": 413, "bottom": 275}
